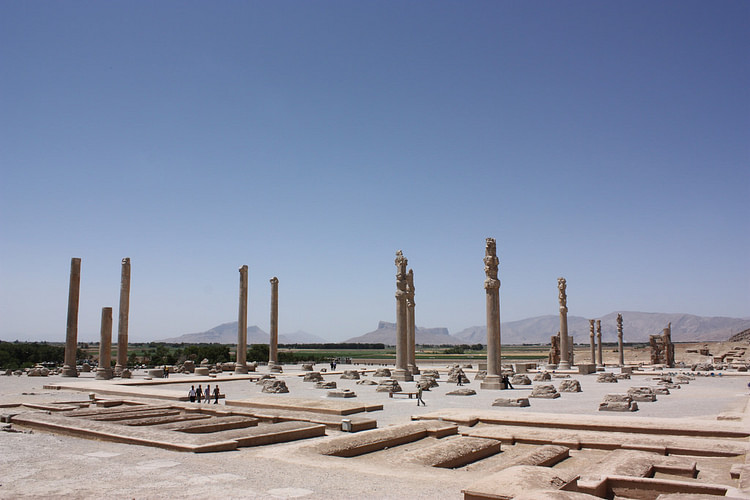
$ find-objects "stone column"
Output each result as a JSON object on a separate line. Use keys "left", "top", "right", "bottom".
{"left": 481, "top": 238, "right": 503, "bottom": 390}
{"left": 269, "top": 277, "right": 281, "bottom": 371}
{"left": 406, "top": 269, "right": 419, "bottom": 375}
{"left": 96, "top": 307, "right": 113, "bottom": 380}
{"left": 596, "top": 320, "right": 603, "bottom": 367}
{"left": 393, "top": 251, "right": 412, "bottom": 381}
{"left": 115, "top": 258, "right": 131, "bottom": 375}
{"left": 617, "top": 313, "right": 624, "bottom": 366}
{"left": 235, "top": 265, "right": 249, "bottom": 374}
{"left": 557, "top": 278, "right": 571, "bottom": 369}
{"left": 663, "top": 322, "right": 674, "bottom": 368}
{"left": 62, "top": 258, "right": 81, "bottom": 377}
{"left": 589, "top": 320, "right": 596, "bottom": 363}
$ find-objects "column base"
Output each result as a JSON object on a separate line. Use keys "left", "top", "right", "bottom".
{"left": 392, "top": 368, "right": 413, "bottom": 381}
{"left": 558, "top": 362, "right": 571, "bottom": 370}
{"left": 61, "top": 365, "right": 78, "bottom": 377}
{"left": 234, "top": 363, "right": 249, "bottom": 374}
{"left": 95, "top": 368, "right": 113, "bottom": 380}
{"left": 114, "top": 364, "right": 124, "bottom": 376}
{"left": 269, "top": 363, "right": 283, "bottom": 373}
{"left": 481, "top": 374, "right": 503, "bottom": 390}
{"left": 408, "top": 364, "right": 420, "bottom": 375}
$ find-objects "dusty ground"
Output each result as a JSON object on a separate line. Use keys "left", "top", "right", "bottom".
{"left": 2, "top": 342, "right": 749, "bottom": 499}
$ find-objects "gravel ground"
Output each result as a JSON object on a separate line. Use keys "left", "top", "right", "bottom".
{"left": 1, "top": 363, "right": 748, "bottom": 499}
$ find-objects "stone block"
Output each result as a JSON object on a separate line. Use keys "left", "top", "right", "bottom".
{"left": 529, "top": 385, "right": 560, "bottom": 399}
{"left": 261, "top": 380, "right": 289, "bottom": 393}
{"left": 356, "top": 379, "right": 377, "bottom": 385}
{"left": 462, "top": 465, "right": 578, "bottom": 500}
{"left": 512, "top": 374, "right": 532, "bottom": 385}
{"left": 499, "top": 445, "right": 570, "bottom": 469}
{"left": 447, "top": 388, "right": 476, "bottom": 396}
{"left": 315, "top": 381, "right": 336, "bottom": 389}
{"left": 404, "top": 436, "right": 501, "bottom": 468}
{"left": 327, "top": 389, "right": 356, "bottom": 398}
{"left": 627, "top": 386, "right": 657, "bottom": 402}
{"left": 194, "top": 367, "right": 210, "bottom": 376}
{"left": 373, "top": 368, "right": 391, "bottom": 377}
{"left": 533, "top": 372, "right": 551, "bottom": 382}
{"left": 599, "top": 401, "right": 639, "bottom": 412}
{"left": 597, "top": 373, "right": 618, "bottom": 383}
{"left": 492, "top": 398, "right": 530, "bottom": 407}
{"left": 376, "top": 379, "right": 402, "bottom": 393}
{"left": 303, "top": 372, "right": 324, "bottom": 382}
{"left": 340, "top": 370, "right": 360, "bottom": 380}
{"left": 558, "top": 379, "right": 581, "bottom": 392}
{"left": 577, "top": 364, "right": 596, "bottom": 375}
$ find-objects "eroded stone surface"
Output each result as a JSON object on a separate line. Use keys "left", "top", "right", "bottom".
{"left": 492, "top": 398, "right": 530, "bottom": 407}
{"left": 597, "top": 373, "right": 618, "bottom": 383}
{"left": 376, "top": 379, "right": 402, "bottom": 393}
{"left": 340, "top": 370, "right": 360, "bottom": 380}
{"left": 512, "top": 374, "right": 532, "bottom": 385}
{"left": 303, "top": 372, "right": 323, "bottom": 382}
{"left": 558, "top": 380, "right": 581, "bottom": 393}
{"left": 446, "top": 388, "right": 476, "bottom": 396}
{"left": 533, "top": 372, "right": 551, "bottom": 382}
{"left": 529, "top": 385, "right": 560, "bottom": 399}
{"left": 261, "top": 380, "right": 289, "bottom": 394}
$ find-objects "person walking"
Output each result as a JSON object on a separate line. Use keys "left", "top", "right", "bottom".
{"left": 205, "top": 385, "right": 211, "bottom": 404}
{"left": 188, "top": 385, "right": 196, "bottom": 403}
{"left": 502, "top": 374, "right": 514, "bottom": 390}
{"left": 196, "top": 385, "right": 203, "bottom": 403}
{"left": 416, "top": 385, "right": 425, "bottom": 406}
{"left": 213, "top": 385, "right": 220, "bottom": 404}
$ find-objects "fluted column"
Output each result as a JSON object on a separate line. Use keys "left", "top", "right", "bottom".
{"left": 235, "top": 265, "right": 249, "bottom": 374}
{"left": 62, "top": 258, "right": 81, "bottom": 377}
{"left": 481, "top": 238, "right": 503, "bottom": 390}
{"left": 663, "top": 322, "right": 674, "bottom": 367}
{"left": 557, "top": 278, "right": 571, "bottom": 369}
{"left": 269, "top": 277, "right": 281, "bottom": 371}
{"left": 617, "top": 313, "right": 624, "bottom": 366}
{"left": 393, "top": 251, "right": 412, "bottom": 381}
{"left": 406, "top": 269, "right": 418, "bottom": 375}
{"left": 96, "top": 307, "right": 113, "bottom": 380}
{"left": 596, "top": 320, "right": 603, "bottom": 367}
{"left": 589, "top": 319, "right": 596, "bottom": 364}
{"left": 115, "top": 258, "right": 131, "bottom": 375}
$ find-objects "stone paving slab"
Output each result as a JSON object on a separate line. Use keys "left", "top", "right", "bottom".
{"left": 402, "top": 436, "right": 501, "bottom": 468}
{"left": 225, "top": 396, "right": 382, "bottom": 415}
{"left": 11, "top": 410, "right": 324, "bottom": 453}
{"left": 236, "top": 407, "right": 377, "bottom": 432}
{"left": 462, "top": 424, "right": 748, "bottom": 457}
{"left": 315, "top": 421, "right": 459, "bottom": 457}
{"left": 462, "top": 465, "right": 579, "bottom": 500}
{"left": 416, "top": 409, "right": 750, "bottom": 438}
{"left": 493, "top": 444, "right": 570, "bottom": 470}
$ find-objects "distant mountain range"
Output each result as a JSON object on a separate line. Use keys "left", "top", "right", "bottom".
{"left": 161, "top": 322, "right": 327, "bottom": 345}
{"left": 161, "top": 312, "right": 750, "bottom": 345}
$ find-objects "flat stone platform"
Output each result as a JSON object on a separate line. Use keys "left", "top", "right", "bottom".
{"left": 225, "top": 396, "right": 383, "bottom": 415}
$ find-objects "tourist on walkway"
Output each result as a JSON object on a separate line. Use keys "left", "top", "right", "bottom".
{"left": 188, "top": 385, "right": 196, "bottom": 403}
{"left": 502, "top": 374, "right": 514, "bottom": 390}
{"left": 213, "top": 385, "right": 220, "bottom": 404}
{"left": 205, "top": 385, "right": 211, "bottom": 404}
{"left": 196, "top": 385, "right": 203, "bottom": 403}
{"left": 417, "top": 385, "right": 425, "bottom": 406}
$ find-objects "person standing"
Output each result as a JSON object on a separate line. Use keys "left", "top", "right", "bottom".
{"left": 205, "top": 384, "right": 211, "bottom": 404}
{"left": 188, "top": 385, "right": 196, "bottom": 403}
{"left": 416, "top": 385, "right": 425, "bottom": 406}
{"left": 213, "top": 385, "right": 220, "bottom": 404}
{"left": 196, "top": 385, "right": 203, "bottom": 403}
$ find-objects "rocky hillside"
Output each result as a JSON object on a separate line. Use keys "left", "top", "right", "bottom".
{"left": 345, "top": 321, "right": 458, "bottom": 345}
{"left": 161, "top": 322, "right": 327, "bottom": 344}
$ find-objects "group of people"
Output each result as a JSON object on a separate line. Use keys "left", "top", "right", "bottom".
{"left": 188, "top": 384, "right": 220, "bottom": 404}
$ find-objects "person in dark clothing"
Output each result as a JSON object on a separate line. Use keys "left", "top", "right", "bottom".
{"left": 502, "top": 374, "right": 514, "bottom": 389}
{"left": 196, "top": 385, "right": 203, "bottom": 403}
{"left": 188, "top": 385, "right": 196, "bottom": 403}
{"left": 213, "top": 385, "right": 220, "bottom": 404}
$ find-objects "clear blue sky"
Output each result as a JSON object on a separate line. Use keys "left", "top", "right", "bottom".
{"left": 1, "top": 1, "right": 748, "bottom": 343}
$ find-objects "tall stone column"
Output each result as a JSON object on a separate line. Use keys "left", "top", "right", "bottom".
{"left": 481, "top": 238, "right": 503, "bottom": 390}
{"left": 557, "top": 278, "right": 571, "bottom": 369}
{"left": 406, "top": 269, "right": 419, "bottom": 375}
{"left": 663, "top": 322, "right": 674, "bottom": 368}
{"left": 62, "top": 258, "right": 81, "bottom": 377}
{"left": 393, "top": 251, "right": 412, "bottom": 381}
{"left": 617, "top": 313, "right": 624, "bottom": 366}
{"left": 589, "top": 319, "right": 596, "bottom": 364}
{"left": 235, "top": 265, "right": 249, "bottom": 374}
{"left": 115, "top": 258, "right": 131, "bottom": 375}
{"left": 596, "top": 320, "right": 603, "bottom": 367}
{"left": 269, "top": 277, "right": 281, "bottom": 371}
{"left": 96, "top": 307, "right": 113, "bottom": 380}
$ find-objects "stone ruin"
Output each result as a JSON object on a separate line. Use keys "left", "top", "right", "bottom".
{"left": 303, "top": 372, "right": 324, "bottom": 382}
{"left": 650, "top": 322, "right": 675, "bottom": 367}
{"left": 315, "top": 381, "right": 336, "bottom": 389}
{"left": 373, "top": 368, "right": 391, "bottom": 377}
{"left": 261, "top": 380, "right": 289, "bottom": 393}
{"left": 627, "top": 386, "right": 657, "bottom": 402}
{"left": 492, "top": 397, "right": 530, "bottom": 407}
{"left": 376, "top": 379, "right": 402, "bottom": 393}
{"left": 533, "top": 372, "right": 551, "bottom": 382}
{"left": 547, "top": 334, "right": 560, "bottom": 365}
{"left": 446, "top": 388, "right": 476, "bottom": 396}
{"left": 529, "top": 384, "right": 560, "bottom": 399}
{"left": 356, "top": 379, "right": 377, "bottom": 385}
{"left": 599, "top": 393, "right": 639, "bottom": 412}
{"left": 558, "top": 379, "right": 581, "bottom": 393}
{"left": 511, "top": 374, "right": 532, "bottom": 385}
{"left": 446, "top": 365, "right": 470, "bottom": 384}
{"left": 597, "top": 372, "right": 618, "bottom": 383}
{"left": 340, "top": 370, "right": 360, "bottom": 380}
